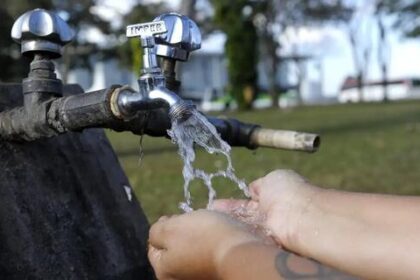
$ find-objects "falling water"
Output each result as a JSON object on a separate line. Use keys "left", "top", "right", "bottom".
{"left": 168, "top": 109, "right": 249, "bottom": 212}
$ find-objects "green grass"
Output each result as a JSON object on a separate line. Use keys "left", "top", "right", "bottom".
{"left": 107, "top": 100, "right": 420, "bottom": 222}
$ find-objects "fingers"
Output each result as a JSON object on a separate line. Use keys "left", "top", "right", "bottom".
{"left": 249, "top": 169, "right": 304, "bottom": 200}
{"left": 149, "top": 215, "right": 173, "bottom": 250}
{"left": 148, "top": 245, "right": 172, "bottom": 280}
{"left": 148, "top": 245, "right": 163, "bottom": 267}
{"left": 211, "top": 199, "right": 249, "bottom": 213}
{"left": 158, "top": 216, "right": 169, "bottom": 222}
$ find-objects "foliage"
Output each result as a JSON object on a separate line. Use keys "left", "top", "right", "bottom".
{"left": 374, "top": 0, "right": 392, "bottom": 102}
{"left": 209, "top": 0, "right": 354, "bottom": 109}
{"left": 117, "top": 3, "right": 166, "bottom": 76}
{"left": 384, "top": 0, "right": 420, "bottom": 37}
{"left": 253, "top": 0, "right": 353, "bottom": 107}
{"left": 298, "top": 0, "right": 354, "bottom": 23}
{"left": 212, "top": 0, "right": 258, "bottom": 110}
{"left": 0, "top": 0, "right": 119, "bottom": 82}
{"left": 52, "top": 0, "right": 118, "bottom": 80}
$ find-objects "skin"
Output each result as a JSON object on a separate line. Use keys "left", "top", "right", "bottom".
{"left": 148, "top": 210, "right": 261, "bottom": 280}
{"left": 215, "top": 170, "right": 420, "bottom": 279}
{"left": 149, "top": 169, "right": 420, "bottom": 279}
{"left": 148, "top": 210, "right": 354, "bottom": 280}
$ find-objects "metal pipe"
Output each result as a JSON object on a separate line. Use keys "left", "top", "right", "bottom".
{"left": 0, "top": 82, "right": 320, "bottom": 152}
{"left": 249, "top": 128, "right": 320, "bottom": 153}
{"left": 114, "top": 86, "right": 167, "bottom": 118}
{"left": 161, "top": 58, "right": 180, "bottom": 93}
{"left": 115, "top": 85, "right": 194, "bottom": 122}
{"left": 207, "top": 117, "right": 320, "bottom": 152}
{"left": 141, "top": 37, "right": 159, "bottom": 69}
{"left": 48, "top": 87, "right": 118, "bottom": 131}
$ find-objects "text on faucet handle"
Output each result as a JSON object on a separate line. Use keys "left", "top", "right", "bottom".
{"left": 126, "top": 21, "right": 167, "bottom": 38}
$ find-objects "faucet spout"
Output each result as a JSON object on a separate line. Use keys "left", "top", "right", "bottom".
{"left": 148, "top": 87, "right": 194, "bottom": 121}
{"left": 113, "top": 86, "right": 194, "bottom": 122}
{"left": 148, "top": 87, "right": 180, "bottom": 107}
{"left": 114, "top": 86, "right": 164, "bottom": 118}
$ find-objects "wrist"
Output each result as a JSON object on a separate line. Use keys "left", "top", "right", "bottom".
{"left": 217, "top": 241, "right": 278, "bottom": 280}
{"left": 289, "top": 186, "right": 333, "bottom": 256}
{"left": 213, "top": 224, "right": 263, "bottom": 279}
{"left": 271, "top": 183, "right": 325, "bottom": 252}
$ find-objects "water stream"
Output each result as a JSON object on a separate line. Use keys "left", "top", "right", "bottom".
{"left": 168, "top": 109, "right": 249, "bottom": 212}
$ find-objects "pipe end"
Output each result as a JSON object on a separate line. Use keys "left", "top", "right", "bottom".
{"left": 169, "top": 101, "right": 195, "bottom": 122}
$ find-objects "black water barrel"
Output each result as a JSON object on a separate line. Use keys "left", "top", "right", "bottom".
{"left": 0, "top": 84, "right": 154, "bottom": 279}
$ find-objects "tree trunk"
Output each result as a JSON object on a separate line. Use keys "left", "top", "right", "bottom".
{"left": 381, "top": 64, "right": 388, "bottom": 102}
{"left": 348, "top": 28, "right": 364, "bottom": 102}
{"left": 296, "top": 59, "right": 304, "bottom": 106}
{"left": 357, "top": 73, "right": 364, "bottom": 102}
{"left": 266, "top": 36, "right": 279, "bottom": 108}
{"left": 263, "top": 0, "right": 279, "bottom": 108}
{"left": 377, "top": 13, "right": 389, "bottom": 102}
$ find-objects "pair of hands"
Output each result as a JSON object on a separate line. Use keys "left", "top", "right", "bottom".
{"left": 148, "top": 170, "right": 318, "bottom": 280}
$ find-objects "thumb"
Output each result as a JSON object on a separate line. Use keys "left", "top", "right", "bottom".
{"left": 249, "top": 178, "right": 263, "bottom": 201}
{"left": 148, "top": 245, "right": 163, "bottom": 269}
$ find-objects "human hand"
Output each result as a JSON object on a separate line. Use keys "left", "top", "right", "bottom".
{"left": 148, "top": 209, "right": 262, "bottom": 280}
{"left": 212, "top": 170, "right": 320, "bottom": 251}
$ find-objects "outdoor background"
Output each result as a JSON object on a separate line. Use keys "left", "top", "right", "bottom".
{"left": 2, "top": 0, "right": 420, "bottom": 222}
{"left": 108, "top": 102, "right": 420, "bottom": 221}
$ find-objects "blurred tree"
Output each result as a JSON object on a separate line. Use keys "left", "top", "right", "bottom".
{"left": 385, "top": 1, "right": 420, "bottom": 37}
{"left": 377, "top": 0, "right": 420, "bottom": 101}
{"left": 254, "top": 0, "right": 353, "bottom": 107}
{"left": 253, "top": 0, "right": 280, "bottom": 108}
{"left": 212, "top": 0, "right": 258, "bottom": 110}
{"left": 347, "top": 11, "right": 374, "bottom": 103}
{"left": 179, "top": 0, "right": 197, "bottom": 19}
{"left": 0, "top": 0, "right": 121, "bottom": 83}
{"left": 346, "top": 0, "right": 396, "bottom": 103}
{"left": 117, "top": 3, "right": 166, "bottom": 77}
{"left": 374, "top": 0, "right": 392, "bottom": 102}
{"left": 52, "top": 0, "right": 117, "bottom": 83}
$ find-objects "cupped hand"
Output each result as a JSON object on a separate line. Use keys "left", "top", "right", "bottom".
{"left": 148, "top": 209, "right": 262, "bottom": 280}
{"left": 212, "top": 169, "right": 320, "bottom": 250}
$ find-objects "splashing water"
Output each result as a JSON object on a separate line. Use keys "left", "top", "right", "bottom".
{"left": 168, "top": 109, "right": 249, "bottom": 212}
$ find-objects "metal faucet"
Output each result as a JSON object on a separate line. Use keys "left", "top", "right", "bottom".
{"left": 153, "top": 13, "right": 201, "bottom": 93}
{"left": 0, "top": 10, "right": 195, "bottom": 141}
{"left": 117, "top": 20, "right": 195, "bottom": 122}
{"left": 0, "top": 9, "right": 74, "bottom": 140}
{"left": 0, "top": 8, "right": 320, "bottom": 153}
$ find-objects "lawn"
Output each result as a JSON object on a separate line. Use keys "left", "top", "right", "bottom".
{"left": 107, "top": 100, "right": 420, "bottom": 222}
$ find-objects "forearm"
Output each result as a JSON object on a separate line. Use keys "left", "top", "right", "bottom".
{"left": 294, "top": 188, "right": 420, "bottom": 279}
{"left": 218, "top": 242, "right": 279, "bottom": 280}
{"left": 218, "top": 242, "right": 356, "bottom": 280}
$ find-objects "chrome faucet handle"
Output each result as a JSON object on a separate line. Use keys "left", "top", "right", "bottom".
{"left": 126, "top": 21, "right": 168, "bottom": 70}
{"left": 153, "top": 13, "right": 201, "bottom": 61}
{"left": 11, "top": 8, "right": 74, "bottom": 58}
{"left": 125, "top": 20, "right": 193, "bottom": 121}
